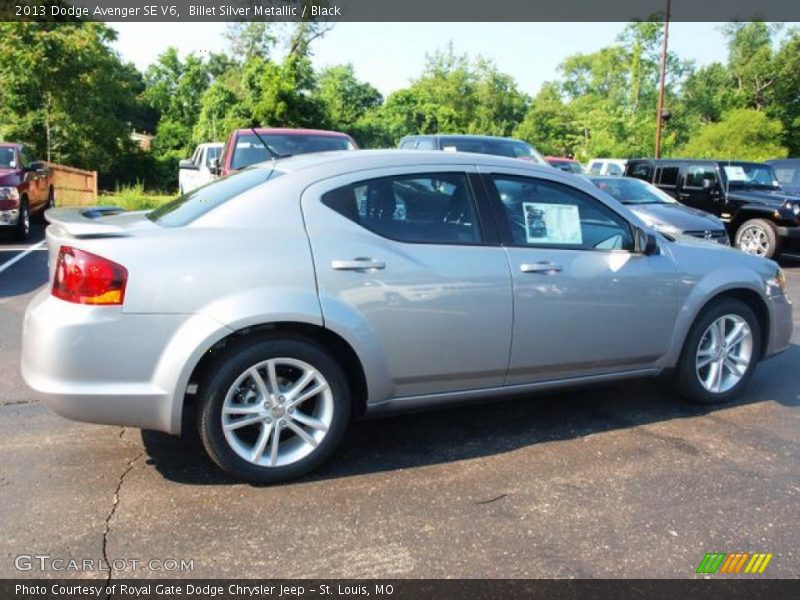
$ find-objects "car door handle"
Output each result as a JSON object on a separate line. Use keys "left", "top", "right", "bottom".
{"left": 520, "top": 262, "right": 562, "bottom": 274}
{"left": 331, "top": 258, "right": 386, "bottom": 271}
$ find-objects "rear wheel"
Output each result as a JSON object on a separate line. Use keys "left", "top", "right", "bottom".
{"left": 673, "top": 299, "right": 761, "bottom": 404}
{"left": 13, "top": 198, "right": 30, "bottom": 241}
{"left": 735, "top": 218, "right": 779, "bottom": 258}
{"left": 197, "top": 336, "right": 351, "bottom": 483}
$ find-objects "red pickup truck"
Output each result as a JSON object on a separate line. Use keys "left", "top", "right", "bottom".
{"left": 0, "top": 142, "right": 54, "bottom": 241}
{"left": 212, "top": 128, "right": 357, "bottom": 178}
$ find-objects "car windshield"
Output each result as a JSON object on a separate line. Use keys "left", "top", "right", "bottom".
{"left": 0, "top": 147, "right": 16, "bottom": 168}
{"left": 231, "top": 133, "right": 354, "bottom": 170}
{"left": 592, "top": 177, "right": 676, "bottom": 205}
{"left": 439, "top": 137, "right": 546, "bottom": 164}
{"left": 772, "top": 163, "right": 800, "bottom": 188}
{"left": 148, "top": 168, "right": 275, "bottom": 227}
{"left": 723, "top": 164, "right": 781, "bottom": 190}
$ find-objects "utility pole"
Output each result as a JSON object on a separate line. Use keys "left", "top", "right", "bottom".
{"left": 654, "top": 0, "right": 671, "bottom": 158}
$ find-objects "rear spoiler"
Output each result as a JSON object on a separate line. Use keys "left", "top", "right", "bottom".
{"left": 45, "top": 206, "right": 130, "bottom": 238}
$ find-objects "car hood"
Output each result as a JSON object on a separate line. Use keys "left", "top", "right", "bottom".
{"left": 727, "top": 188, "right": 799, "bottom": 206}
{"left": 628, "top": 203, "right": 724, "bottom": 233}
{"left": 0, "top": 168, "right": 20, "bottom": 185}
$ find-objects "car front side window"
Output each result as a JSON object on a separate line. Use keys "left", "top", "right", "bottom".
{"left": 491, "top": 175, "right": 633, "bottom": 252}
{"left": 322, "top": 173, "right": 482, "bottom": 245}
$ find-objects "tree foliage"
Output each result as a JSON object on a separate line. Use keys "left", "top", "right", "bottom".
{"left": 679, "top": 109, "right": 787, "bottom": 162}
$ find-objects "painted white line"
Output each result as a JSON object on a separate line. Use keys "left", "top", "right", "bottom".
{"left": 0, "top": 240, "right": 46, "bottom": 276}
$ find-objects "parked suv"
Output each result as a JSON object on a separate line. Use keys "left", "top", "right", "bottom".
{"left": 626, "top": 159, "right": 800, "bottom": 258}
{"left": 0, "top": 142, "right": 54, "bottom": 240}
{"left": 24, "top": 151, "right": 792, "bottom": 483}
{"left": 213, "top": 128, "right": 357, "bottom": 177}
{"left": 398, "top": 134, "right": 548, "bottom": 165}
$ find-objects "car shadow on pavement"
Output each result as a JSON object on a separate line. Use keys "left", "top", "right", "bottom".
{"left": 0, "top": 225, "right": 48, "bottom": 299}
{"left": 140, "top": 342, "right": 799, "bottom": 487}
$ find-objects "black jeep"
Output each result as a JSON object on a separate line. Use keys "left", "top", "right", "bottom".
{"left": 625, "top": 159, "right": 800, "bottom": 258}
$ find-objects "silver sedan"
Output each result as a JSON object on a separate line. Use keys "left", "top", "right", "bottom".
{"left": 22, "top": 151, "right": 793, "bottom": 483}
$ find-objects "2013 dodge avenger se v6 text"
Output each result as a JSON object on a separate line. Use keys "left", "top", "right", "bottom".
{"left": 21, "top": 151, "right": 793, "bottom": 483}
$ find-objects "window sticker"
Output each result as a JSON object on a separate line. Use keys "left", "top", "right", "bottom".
{"left": 723, "top": 166, "right": 748, "bottom": 181}
{"left": 442, "top": 146, "right": 458, "bottom": 152}
{"left": 523, "top": 202, "right": 582, "bottom": 245}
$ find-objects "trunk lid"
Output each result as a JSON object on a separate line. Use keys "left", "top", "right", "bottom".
{"left": 44, "top": 207, "right": 157, "bottom": 282}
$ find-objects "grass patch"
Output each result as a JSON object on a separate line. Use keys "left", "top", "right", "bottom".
{"left": 99, "top": 182, "right": 175, "bottom": 211}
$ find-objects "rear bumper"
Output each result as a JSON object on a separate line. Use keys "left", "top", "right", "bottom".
{"left": 21, "top": 289, "right": 226, "bottom": 434}
{"left": 765, "top": 292, "right": 793, "bottom": 358}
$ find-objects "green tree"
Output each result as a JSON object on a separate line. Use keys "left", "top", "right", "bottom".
{"left": 679, "top": 109, "right": 787, "bottom": 161}
{"left": 317, "top": 64, "right": 382, "bottom": 132}
{"left": 0, "top": 22, "right": 143, "bottom": 176}
{"left": 514, "top": 83, "right": 579, "bottom": 157}
{"left": 144, "top": 48, "right": 211, "bottom": 157}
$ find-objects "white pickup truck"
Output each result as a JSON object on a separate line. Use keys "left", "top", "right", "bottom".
{"left": 178, "top": 142, "right": 223, "bottom": 194}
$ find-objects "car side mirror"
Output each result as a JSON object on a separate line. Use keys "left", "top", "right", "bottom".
{"left": 208, "top": 157, "right": 220, "bottom": 176}
{"left": 28, "top": 161, "right": 47, "bottom": 173}
{"left": 634, "top": 227, "right": 659, "bottom": 255}
{"left": 179, "top": 159, "right": 198, "bottom": 171}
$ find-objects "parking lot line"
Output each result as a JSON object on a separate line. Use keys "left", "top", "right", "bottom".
{"left": 0, "top": 240, "right": 46, "bottom": 276}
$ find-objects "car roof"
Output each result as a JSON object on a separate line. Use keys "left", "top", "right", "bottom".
{"left": 249, "top": 149, "right": 555, "bottom": 177}
{"left": 236, "top": 128, "right": 351, "bottom": 138}
{"left": 628, "top": 158, "right": 768, "bottom": 166}
{"left": 0, "top": 143, "right": 19, "bottom": 148}
{"left": 765, "top": 158, "right": 800, "bottom": 165}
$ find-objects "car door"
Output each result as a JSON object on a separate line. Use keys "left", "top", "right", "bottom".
{"left": 19, "top": 146, "right": 45, "bottom": 209}
{"left": 482, "top": 170, "right": 681, "bottom": 384}
{"left": 301, "top": 166, "right": 513, "bottom": 398}
{"left": 678, "top": 162, "right": 721, "bottom": 215}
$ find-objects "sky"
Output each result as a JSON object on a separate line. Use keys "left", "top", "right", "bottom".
{"left": 110, "top": 22, "right": 750, "bottom": 97}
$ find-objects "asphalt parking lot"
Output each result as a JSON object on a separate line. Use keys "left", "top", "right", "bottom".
{"left": 0, "top": 226, "right": 798, "bottom": 580}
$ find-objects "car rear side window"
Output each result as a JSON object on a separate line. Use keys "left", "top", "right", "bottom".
{"left": 322, "top": 173, "right": 481, "bottom": 245}
{"left": 628, "top": 163, "right": 653, "bottom": 181}
{"left": 657, "top": 166, "right": 680, "bottom": 187}
{"left": 148, "top": 168, "right": 274, "bottom": 227}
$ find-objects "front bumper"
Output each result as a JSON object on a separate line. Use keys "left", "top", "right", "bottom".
{"left": 21, "top": 289, "right": 223, "bottom": 434}
{"left": 765, "top": 292, "right": 793, "bottom": 358}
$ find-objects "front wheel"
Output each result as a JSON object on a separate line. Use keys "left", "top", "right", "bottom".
{"left": 13, "top": 198, "right": 30, "bottom": 241}
{"left": 673, "top": 299, "right": 761, "bottom": 404}
{"left": 197, "top": 336, "right": 351, "bottom": 483}
{"left": 735, "top": 218, "right": 779, "bottom": 258}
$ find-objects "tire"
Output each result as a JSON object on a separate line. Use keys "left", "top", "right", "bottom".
{"left": 13, "top": 198, "right": 30, "bottom": 242}
{"left": 197, "top": 336, "right": 351, "bottom": 483}
{"left": 673, "top": 299, "right": 761, "bottom": 405}
{"left": 38, "top": 187, "right": 55, "bottom": 222}
{"left": 735, "top": 218, "right": 779, "bottom": 259}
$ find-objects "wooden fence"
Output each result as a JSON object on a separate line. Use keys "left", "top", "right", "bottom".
{"left": 47, "top": 163, "right": 97, "bottom": 206}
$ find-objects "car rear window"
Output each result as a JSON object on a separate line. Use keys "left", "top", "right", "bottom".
{"left": 148, "top": 168, "right": 275, "bottom": 227}
{"left": 232, "top": 133, "right": 354, "bottom": 170}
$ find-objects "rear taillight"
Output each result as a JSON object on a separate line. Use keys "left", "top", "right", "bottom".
{"left": 52, "top": 246, "right": 127, "bottom": 306}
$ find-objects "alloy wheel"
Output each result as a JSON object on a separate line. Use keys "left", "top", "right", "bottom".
{"left": 738, "top": 225, "right": 769, "bottom": 256}
{"left": 221, "top": 358, "right": 333, "bottom": 468}
{"left": 695, "top": 314, "right": 753, "bottom": 394}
